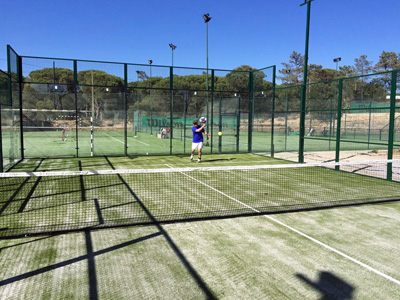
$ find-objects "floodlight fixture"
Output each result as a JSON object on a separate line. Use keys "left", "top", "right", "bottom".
{"left": 169, "top": 43, "right": 177, "bottom": 50}
{"left": 203, "top": 13, "right": 211, "bottom": 23}
{"left": 149, "top": 60, "right": 153, "bottom": 65}
{"left": 333, "top": 57, "right": 341, "bottom": 63}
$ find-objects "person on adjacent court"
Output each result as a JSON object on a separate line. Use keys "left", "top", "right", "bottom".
{"left": 191, "top": 119, "right": 210, "bottom": 163}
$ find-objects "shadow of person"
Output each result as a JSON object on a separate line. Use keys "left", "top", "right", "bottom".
{"left": 297, "top": 271, "right": 354, "bottom": 299}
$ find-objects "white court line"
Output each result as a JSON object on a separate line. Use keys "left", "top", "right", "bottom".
{"left": 164, "top": 163, "right": 400, "bottom": 287}
{"left": 102, "top": 132, "right": 150, "bottom": 146}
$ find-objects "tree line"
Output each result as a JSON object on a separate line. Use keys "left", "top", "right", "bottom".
{"left": 2, "top": 50, "right": 399, "bottom": 124}
{"left": 279, "top": 50, "right": 400, "bottom": 84}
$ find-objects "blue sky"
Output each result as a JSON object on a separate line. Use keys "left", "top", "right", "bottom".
{"left": 1, "top": 0, "right": 399, "bottom": 73}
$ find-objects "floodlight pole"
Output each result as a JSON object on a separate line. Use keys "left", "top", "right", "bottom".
{"left": 203, "top": 13, "right": 211, "bottom": 146}
{"left": 333, "top": 57, "right": 341, "bottom": 74}
{"left": 299, "top": 0, "right": 314, "bottom": 163}
{"left": 169, "top": 43, "right": 177, "bottom": 67}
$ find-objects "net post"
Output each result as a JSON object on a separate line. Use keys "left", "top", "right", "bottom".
{"left": 271, "top": 65, "right": 276, "bottom": 157}
{"left": 248, "top": 71, "right": 254, "bottom": 153}
{"left": 387, "top": 69, "right": 397, "bottom": 180}
{"left": 170, "top": 66, "right": 174, "bottom": 155}
{"left": 335, "top": 79, "right": 343, "bottom": 170}
{"left": 74, "top": 60, "right": 79, "bottom": 157}
{"left": 124, "top": 63, "right": 128, "bottom": 156}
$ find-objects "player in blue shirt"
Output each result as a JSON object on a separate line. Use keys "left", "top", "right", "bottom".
{"left": 191, "top": 119, "right": 210, "bottom": 162}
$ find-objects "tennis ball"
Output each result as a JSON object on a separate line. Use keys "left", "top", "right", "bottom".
{"left": 218, "top": 131, "right": 222, "bottom": 136}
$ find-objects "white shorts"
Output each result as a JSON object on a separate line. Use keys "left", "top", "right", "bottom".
{"left": 192, "top": 142, "right": 203, "bottom": 150}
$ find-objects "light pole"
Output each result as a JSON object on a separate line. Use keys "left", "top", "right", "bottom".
{"left": 203, "top": 13, "right": 211, "bottom": 146}
{"left": 169, "top": 43, "right": 177, "bottom": 67}
{"left": 299, "top": 0, "right": 314, "bottom": 163}
{"left": 333, "top": 57, "right": 341, "bottom": 74}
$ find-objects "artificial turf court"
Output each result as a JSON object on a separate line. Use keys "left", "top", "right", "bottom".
{"left": 1, "top": 154, "right": 400, "bottom": 299}
{"left": 2, "top": 128, "right": 394, "bottom": 159}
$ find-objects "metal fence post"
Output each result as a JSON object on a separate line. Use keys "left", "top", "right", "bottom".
{"left": 0, "top": 100, "right": 3, "bottom": 172}
{"left": 248, "top": 71, "right": 254, "bottom": 153}
{"left": 74, "top": 60, "right": 79, "bottom": 157}
{"left": 335, "top": 79, "right": 343, "bottom": 170}
{"left": 17, "top": 54, "right": 24, "bottom": 160}
{"left": 124, "top": 64, "right": 128, "bottom": 156}
{"left": 387, "top": 69, "right": 398, "bottom": 180}
{"left": 210, "top": 69, "right": 215, "bottom": 153}
{"left": 170, "top": 67, "right": 174, "bottom": 155}
{"left": 271, "top": 66, "right": 276, "bottom": 157}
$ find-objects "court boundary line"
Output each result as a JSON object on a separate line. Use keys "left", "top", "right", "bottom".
{"left": 101, "top": 132, "right": 150, "bottom": 146}
{"left": 164, "top": 163, "right": 400, "bottom": 287}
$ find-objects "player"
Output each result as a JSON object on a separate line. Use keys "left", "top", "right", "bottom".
{"left": 191, "top": 118, "right": 210, "bottom": 163}
{"left": 61, "top": 127, "right": 68, "bottom": 141}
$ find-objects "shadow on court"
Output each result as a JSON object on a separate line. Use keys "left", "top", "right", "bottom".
{"left": 200, "top": 158, "right": 237, "bottom": 163}
{"left": 297, "top": 271, "right": 355, "bottom": 299}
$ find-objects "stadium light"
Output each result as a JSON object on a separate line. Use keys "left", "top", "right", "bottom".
{"left": 203, "top": 13, "right": 211, "bottom": 23}
{"left": 333, "top": 57, "right": 341, "bottom": 71}
{"left": 169, "top": 43, "right": 177, "bottom": 67}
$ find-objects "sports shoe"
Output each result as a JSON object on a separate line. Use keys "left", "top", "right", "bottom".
{"left": 197, "top": 158, "right": 201, "bottom": 163}
{"left": 190, "top": 155, "right": 193, "bottom": 161}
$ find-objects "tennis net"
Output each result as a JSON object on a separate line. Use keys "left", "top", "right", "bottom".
{"left": 1, "top": 160, "right": 399, "bottom": 238}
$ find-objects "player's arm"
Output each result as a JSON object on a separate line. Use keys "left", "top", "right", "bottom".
{"left": 195, "top": 124, "right": 206, "bottom": 132}
{"left": 204, "top": 130, "right": 211, "bottom": 138}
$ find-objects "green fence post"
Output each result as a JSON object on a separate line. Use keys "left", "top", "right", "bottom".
{"left": 387, "top": 69, "right": 398, "bottom": 180}
{"left": 299, "top": 0, "right": 314, "bottom": 163}
{"left": 236, "top": 96, "right": 240, "bottom": 153}
{"left": 248, "top": 71, "right": 254, "bottom": 153}
{"left": 271, "top": 65, "right": 276, "bottom": 157}
{"left": 124, "top": 64, "right": 128, "bottom": 156}
{"left": 335, "top": 79, "right": 343, "bottom": 170}
{"left": 210, "top": 69, "right": 215, "bottom": 153}
{"left": 17, "top": 54, "right": 24, "bottom": 160}
{"left": 219, "top": 96, "right": 222, "bottom": 153}
{"left": 74, "top": 60, "right": 79, "bottom": 157}
{"left": 0, "top": 98, "right": 3, "bottom": 172}
{"left": 170, "top": 67, "right": 174, "bottom": 155}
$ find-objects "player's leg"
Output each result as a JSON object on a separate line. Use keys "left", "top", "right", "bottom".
{"left": 197, "top": 142, "right": 203, "bottom": 162}
{"left": 190, "top": 143, "right": 197, "bottom": 160}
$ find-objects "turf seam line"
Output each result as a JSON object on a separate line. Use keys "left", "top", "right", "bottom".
{"left": 164, "top": 163, "right": 400, "bottom": 287}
